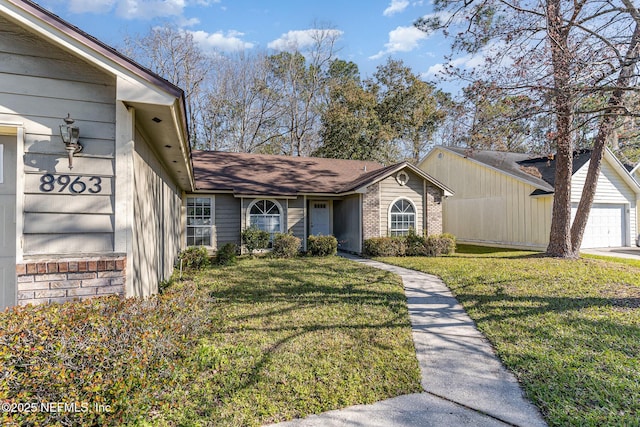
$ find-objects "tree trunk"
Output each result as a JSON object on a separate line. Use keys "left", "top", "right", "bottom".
{"left": 570, "top": 17, "right": 640, "bottom": 253}
{"left": 546, "top": 0, "right": 576, "bottom": 258}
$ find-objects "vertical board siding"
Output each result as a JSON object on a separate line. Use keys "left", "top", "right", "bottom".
{"left": 572, "top": 160, "right": 637, "bottom": 244}
{"left": 214, "top": 194, "right": 241, "bottom": 248}
{"left": 379, "top": 170, "right": 424, "bottom": 236}
{"left": 334, "top": 195, "right": 360, "bottom": 252}
{"left": 288, "top": 197, "right": 305, "bottom": 240}
{"left": 421, "top": 149, "right": 550, "bottom": 249}
{"left": 1, "top": 16, "right": 118, "bottom": 256}
{"left": 132, "top": 129, "right": 182, "bottom": 297}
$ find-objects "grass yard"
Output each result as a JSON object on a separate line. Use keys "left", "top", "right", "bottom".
{"left": 379, "top": 245, "right": 640, "bottom": 427}
{"left": 0, "top": 256, "right": 421, "bottom": 426}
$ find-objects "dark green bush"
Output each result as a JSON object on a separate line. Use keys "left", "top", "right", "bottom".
{"left": 364, "top": 237, "right": 406, "bottom": 257}
{"left": 272, "top": 233, "right": 301, "bottom": 258}
{"left": 405, "top": 229, "right": 428, "bottom": 256}
{"left": 307, "top": 235, "right": 338, "bottom": 256}
{"left": 241, "top": 226, "right": 270, "bottom": 256}
{"left": 178, "top": 246, "right": 210, "bottom": 270}
{"left": 215, "top": 243, "right": 238, "bottom": 266}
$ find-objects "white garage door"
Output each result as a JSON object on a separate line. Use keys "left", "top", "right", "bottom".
{"left": 572, "top": 204, "right": 625, "bottom": 249}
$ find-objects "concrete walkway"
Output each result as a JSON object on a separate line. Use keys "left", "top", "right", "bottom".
{"left": 268, "top": 255, "right": 547, "bottom": 427}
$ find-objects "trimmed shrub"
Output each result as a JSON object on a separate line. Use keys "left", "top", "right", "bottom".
{"left": 307, "top": 235, "right": 338, "bottom": 256}
{"left": 241, "top": 226, "right": 270, "bottom": 256}
{"left": 215, "top": 243, "right": 238, "bottom": 266}
{"left": 178, "top": 246, "right": 210, "bottom": 270}
{"left": 364, "top": 233, "right": 456, "bottom": 257}
{"left": 363, "top": 237, "right": 406, "bottom": 257}
{"left": 272, "top": 233, "right": 301, "bottom": 258}
{"left": 438, "top": 233, "right": 457, "bottom": 255}
{"left": 425, "top": 234, "right": 457, "bottom": 256}
{"left": 405, "top": 229, "right": 428, "bottom": 256}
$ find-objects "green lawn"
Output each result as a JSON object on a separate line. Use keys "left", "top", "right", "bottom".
{"left": 378, "top": 245, "right": 640, "bottom": 427}
{"left": 0, "top": 257, "right": 421, "bottom": 426}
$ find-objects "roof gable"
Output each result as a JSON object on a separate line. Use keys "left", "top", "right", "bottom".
{"left": 424, "top": 146, "right": 640, "bottom": 197}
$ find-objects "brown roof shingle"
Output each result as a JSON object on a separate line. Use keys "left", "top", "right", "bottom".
{"left": 192, "top": 151, "right": 385, "bottom": 195}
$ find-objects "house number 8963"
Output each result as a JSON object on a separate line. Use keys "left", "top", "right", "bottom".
{"left": 39, "top": 174, "right": 102, "bottom": 194}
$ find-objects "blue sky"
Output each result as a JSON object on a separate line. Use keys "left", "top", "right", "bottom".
{"left": 38, "top": 0, "right": 463, "bottom": 89}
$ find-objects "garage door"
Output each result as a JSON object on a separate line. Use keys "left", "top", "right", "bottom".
{"left": 572, "top": 204, "right": 625, "bottom": 248}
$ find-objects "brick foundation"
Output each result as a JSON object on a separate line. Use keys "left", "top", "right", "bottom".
{"left": 16, "top": 256, "right": 126, "bottom": 306}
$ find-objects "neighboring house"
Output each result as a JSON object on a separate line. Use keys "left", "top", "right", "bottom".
{"left": 420, "top": 146, "right": 640, "bottom": 250}
{"left": 190, "top": 151, "right": 452, "bottom": 254}
{"left": 0, "top": 0, "right": 192, "bottom": 308}
{"left": 629, "top": 163, "right": 640, "bottom": 245}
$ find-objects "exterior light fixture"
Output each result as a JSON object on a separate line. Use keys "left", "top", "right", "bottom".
{"left": 59, "top": 114, "right": 83, "bottom": 169}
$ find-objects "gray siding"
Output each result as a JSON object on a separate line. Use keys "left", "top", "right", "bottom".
{"left": 334, "top": 194, "right": 361, "bottom": 252}
{"left": 214, "top": 194, "right": 241, "bottom": 248}
{"left": 132, "top": 129, "right": 182, "bottom": 297}
{"left": 379, "top": 169, "right": 424, "bottom": 236}
{"left": 1, "top": 16, "right": 117, "bottom": 256}
{"left": 288, "top": 197, "right": 305, "bottom": 240}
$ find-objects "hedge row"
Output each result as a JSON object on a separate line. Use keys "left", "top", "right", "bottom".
{"left": 364, "top": 233, "right": 456, "bottom": 257}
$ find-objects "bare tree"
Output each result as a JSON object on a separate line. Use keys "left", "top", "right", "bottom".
{"left": 204, "top": 51, "right": 282, "bottom": 152}
{"left": 417, "top": 0, "right": 640, "bottom": 258}
{"left": 122, "top": 25, "right": 213, "bottom": 148}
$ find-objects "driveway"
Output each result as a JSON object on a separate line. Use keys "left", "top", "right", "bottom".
{"left": 581, "top": 246, "right": 640, "bottom": 260}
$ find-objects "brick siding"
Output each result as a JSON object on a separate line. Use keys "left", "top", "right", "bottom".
{"left": 16, "top": 256, "right": 126, "bottom": 306}
{"left": 426, "top": 184, "right": 443, "bottom": 235}
{"left": 362, "top": 182, "right": 380, "bottom": 241}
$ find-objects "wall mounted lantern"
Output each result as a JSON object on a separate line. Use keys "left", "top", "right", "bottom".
{"left": 59, "top": 114, "right": 83, "bottom": 169}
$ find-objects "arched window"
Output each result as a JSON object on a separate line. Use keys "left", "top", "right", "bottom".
{"left": 249, "top": 199, "right": 282, "bottom": 240}
{"left": 389, "top": 199, "right": 416, "bottom": 236}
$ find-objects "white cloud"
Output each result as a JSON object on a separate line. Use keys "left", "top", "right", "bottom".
{"left": 383, "top": 0, "right": 409, "bottom": 17}
{"left": 267, "top": 29, "right": 344, "bottom": 51}
{"left": 369, "top": 25, "right": 429, "bottom": 59}
{"left": 66, "top": 0, "right": 219, "bottom": 20}
{"left": 67, "top": 0, "right": 116, "bottom": 14}
{"left": 189, "top": 29, "right": 255, "bottom": 52}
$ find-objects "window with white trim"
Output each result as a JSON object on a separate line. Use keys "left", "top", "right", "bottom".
{"left": 249, "top": 199, "right": 282, "bottom": 241}
{"left": 186, "top": 197, "right": 213, "bottom": 246}
{"left": 389, "top": 199, "right": 416, "bottom": 236}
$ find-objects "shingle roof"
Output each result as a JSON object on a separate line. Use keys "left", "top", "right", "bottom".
{"left": 192, "top": 151, "right": 386, "bottom": 195}
{"left": 444, "top": 147, "right": 592, "bottom": 193}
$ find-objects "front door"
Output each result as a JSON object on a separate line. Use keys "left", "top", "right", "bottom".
{"left": 310, "top": 201, "right": 331, "bottom": 236}
{"left": 0, "top": 135, "right": 17, "bottom": 309}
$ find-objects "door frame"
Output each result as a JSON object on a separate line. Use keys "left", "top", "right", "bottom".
{"left": 309, "top": 199, "right": 333, "bottom": 237}
{"left": 0, "top": 123, "right": 25, "bottom": 308}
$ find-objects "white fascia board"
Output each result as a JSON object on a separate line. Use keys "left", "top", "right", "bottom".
{"left": 169, "top": 99, "right": 194, "bottom": 191}
{"left": 117, "top": 76, "right": 176, "bottom": 105}
{"left": 604, "top": 148, "right": 640, "bottom": 195}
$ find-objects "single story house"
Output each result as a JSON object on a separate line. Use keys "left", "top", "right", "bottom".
{"left": 0, "top": 0, "right": 450, "bottom": 309}
{"left": 419, "top": 146, "right": 640, "bottom": 250}
{"left": 1, "top": 0, "right": 192, "bottom": 308}
{"left": 190, "top": 151, "right": 452, "bottom": 254}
